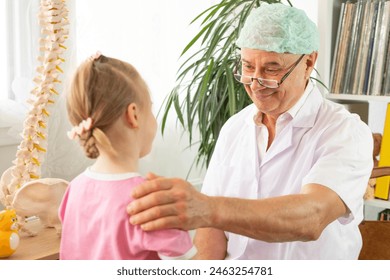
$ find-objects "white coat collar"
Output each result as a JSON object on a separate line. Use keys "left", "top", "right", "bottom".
{"left": 291, "top": 82, "right": 323, "bottom": 128}
{"left": 246, "top": 81, "right": 323, "bottom": 129}
{"left": 245, "top": 83, "right": 324, "bottom": 167}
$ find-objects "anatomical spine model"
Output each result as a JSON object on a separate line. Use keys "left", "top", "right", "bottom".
{"left": 0, "top": 0, "right": 69, "bottom": 246}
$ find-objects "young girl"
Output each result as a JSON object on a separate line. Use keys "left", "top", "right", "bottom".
{"left": 59, "top": 53, "right": 197, "bottom": 260}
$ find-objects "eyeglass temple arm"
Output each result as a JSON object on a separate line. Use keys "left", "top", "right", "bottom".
{"left": 279, "top": 54, "right": 305, "bottom": 85}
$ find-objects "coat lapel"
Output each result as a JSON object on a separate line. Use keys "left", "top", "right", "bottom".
{"left": 259, "top": 86, "right": 323, "bottom": 168}
{"left": 260, "top": 124, "right": 293, "bottom": 167}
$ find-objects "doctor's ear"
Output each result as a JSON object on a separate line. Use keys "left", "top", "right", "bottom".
{"left": 125, "top": 103, "right": 139, "bottom": 128}
{"left": 304, "top": 52, "right": 318, "bottom": 79}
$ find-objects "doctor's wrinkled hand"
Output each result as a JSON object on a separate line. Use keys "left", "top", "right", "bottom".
{"left": 127, "top": 173, "right": 212, "bottom": 231}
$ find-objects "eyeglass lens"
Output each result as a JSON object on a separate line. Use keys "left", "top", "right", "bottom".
{"left": 233, "top": 74, "right": 279, "bottom": 88}
{"left": 233, "top": 54, "right": 305, "bottom": 89}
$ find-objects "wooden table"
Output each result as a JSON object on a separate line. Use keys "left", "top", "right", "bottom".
{"left": 4, "top": 218, "right": 60, "bottom": 260}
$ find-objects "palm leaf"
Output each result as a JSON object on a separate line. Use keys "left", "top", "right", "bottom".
{"left": 161, "top": 0, "right": 300, "bottom": 169}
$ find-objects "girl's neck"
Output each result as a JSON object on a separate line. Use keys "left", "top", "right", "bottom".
{"left": 91, "top": 154, "right": 139, "bottom": 174}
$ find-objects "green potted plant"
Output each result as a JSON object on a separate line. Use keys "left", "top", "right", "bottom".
{"left": 160, "top": 0, "right": 293, "bottom": 168}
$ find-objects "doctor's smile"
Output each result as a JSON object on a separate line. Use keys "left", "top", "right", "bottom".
{"left": 252, "top": 90, "right": 278, "bottom": 99}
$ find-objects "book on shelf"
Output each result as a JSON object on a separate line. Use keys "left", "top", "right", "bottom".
{"left": 344, "top": 0, "right": 364, "bottom": 94}
{"left": 368, "top": 0, "right": 388, "bottom": 96}
{"left": 330, "top": 2, "right": 347, "bottom": 94}
{"left": 332, "top": 1, "right": 354, "bottom": 94}
{"left": 371, "top": 1, "right": 390, "bottom": 95}
{"left": 359, "top": 1, "right": 377, "bottom": 95}
{"left": 350, "top": 0, "right": 367, "bottom": 95}
{"left": 362, "top": 0, "right": 379, "bottom": 95}
{"left": 330, "top": 0, "right": 390, "bottom": 97}
{"left": 354, "top": 1, "right": 374, "bottom": 95}
{"left": 383, "top": 49, "right": 390, "bottom": 96}
{"left": 382, "top": 7, "right": 390, "bottom": 96}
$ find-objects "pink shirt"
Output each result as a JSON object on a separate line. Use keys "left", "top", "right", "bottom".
{"left": 59, "top": 169, "right": 196, "bottom": 260}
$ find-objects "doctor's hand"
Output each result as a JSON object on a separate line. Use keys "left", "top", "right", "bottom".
{"left": 127, "top": 173, "right": 214, "bottom": 231}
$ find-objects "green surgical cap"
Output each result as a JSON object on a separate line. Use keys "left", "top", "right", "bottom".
{"left": 236, "top": 3, "right": 319, "bottom": 54}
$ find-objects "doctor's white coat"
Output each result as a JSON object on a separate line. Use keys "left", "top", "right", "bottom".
{"left": 201, "top": 83, "right": 373, "bottom": 259}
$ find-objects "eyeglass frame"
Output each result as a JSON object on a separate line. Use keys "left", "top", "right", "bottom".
{"left": 233, "top": 54, "right": 305, "bottom": 89}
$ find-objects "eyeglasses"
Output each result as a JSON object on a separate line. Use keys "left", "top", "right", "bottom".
{"left": 233, "top": 54, "right": 305, "bottom": 89}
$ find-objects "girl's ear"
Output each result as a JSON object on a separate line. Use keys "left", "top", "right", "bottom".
{"left": 125, "top": 103, "right": 139, "bottom": 128}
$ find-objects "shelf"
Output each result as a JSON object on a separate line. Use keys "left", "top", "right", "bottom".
{"left": 326, "top": 94, "right": 390, "bottom": 103}
{"left": 365, "top": 198, "right": 390, "bottom": 209}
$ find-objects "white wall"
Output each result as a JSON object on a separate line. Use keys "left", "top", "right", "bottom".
{"left": 0, "top": 0, "right": 7, "bottom": 100}
{"left": 0, "top": 144, "right": 17, "bottom": 179}
{"left": 291, "top": 0, "right": 318, "bottom": 23}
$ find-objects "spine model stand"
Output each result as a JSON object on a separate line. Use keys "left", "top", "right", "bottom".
{"left": 0, "top": 0, "right": 70, "bottom": 248}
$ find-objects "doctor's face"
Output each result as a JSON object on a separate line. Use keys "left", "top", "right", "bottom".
{"left": 239, "top": 48, "right": 317, "bottom": 118}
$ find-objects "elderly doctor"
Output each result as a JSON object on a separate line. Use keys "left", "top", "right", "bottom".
{"left": 127, "top": 3, "right": 373, "bottom": 259}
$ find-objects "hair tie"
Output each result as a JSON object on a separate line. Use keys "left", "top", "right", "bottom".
{"left": 89, "top": 51, "right": 102, "bottom": 62}
{"left": 67, "top": 117, "right": 93, "bottom": 140}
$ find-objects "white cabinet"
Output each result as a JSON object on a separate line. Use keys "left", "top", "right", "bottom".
{"left": 327, "top": 94, "right": 390, "bottom": 103}
{"left": 365, "top": 199, "right": 390, "bottom": 220}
